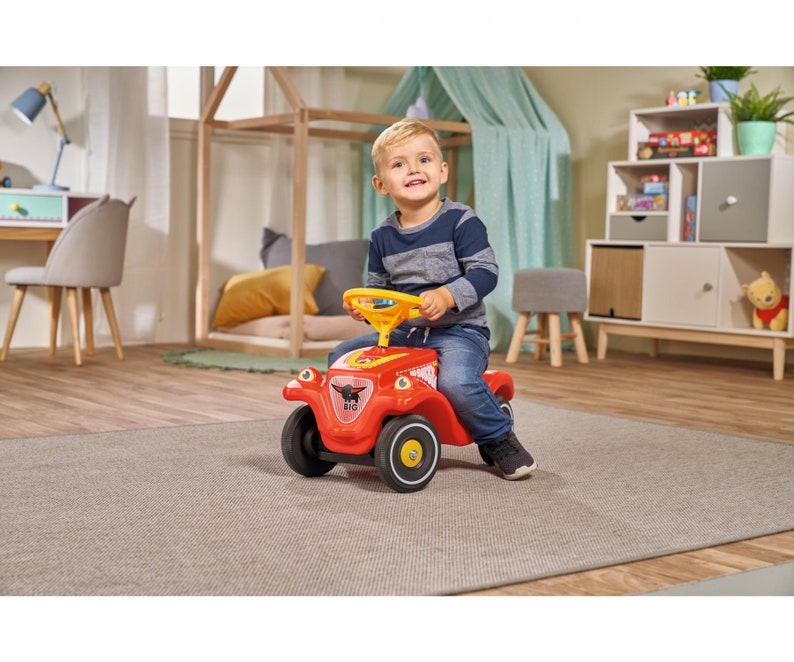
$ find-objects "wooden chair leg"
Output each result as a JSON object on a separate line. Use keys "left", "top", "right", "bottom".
{"left": 48, "top": 286, "right": 62, "bottom": 356}
{"left": 82, "top": 288, "right": 95, "bottom": 357}
{"left": 1, "top": 285, "right": 27, "bottom": 362}
{"left": 65, "top": 287, "right": 82, "bottom": 366}
{"left": 534, "top": 313, "right": 548, "bottom": 362}
{"left": 569, "top": 312, "right": 589, "bottom": 364}
{"left": 506, "top": 311, "right": 531, "bottom": 363}
{"left": 548, "top": 312, "right": 563, "bottom": 367}
{"left": 100, "top": 288, "right": 124, "bottom": 360}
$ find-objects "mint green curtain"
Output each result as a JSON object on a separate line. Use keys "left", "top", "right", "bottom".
{"left": 362, "top": 67, "right": 573, "bottom": 351}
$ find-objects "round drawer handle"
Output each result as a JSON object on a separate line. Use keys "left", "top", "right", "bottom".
{"left": 10, "top": 202, "right": 20, "bottom": 212}
{"left": 725, "top": 195, "right": 738, "bottom": 206}
{"left": 703, "top": 282, "right": 714, "bottom": 292}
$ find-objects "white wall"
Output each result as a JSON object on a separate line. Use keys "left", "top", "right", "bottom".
{"left": 2, "top": 65, "right": 794, "bottom": 368}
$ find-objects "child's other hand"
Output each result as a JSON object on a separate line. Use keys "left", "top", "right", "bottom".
{"left": 419, "top": 287, "right": 454, "bottom": 321}
{"left": 343, "top": 299, "right": 365, "bottom": 322}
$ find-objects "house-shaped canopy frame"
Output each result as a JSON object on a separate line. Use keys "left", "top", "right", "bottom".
{"left": 195, "top": 66, "right": 472, "bottom": 357}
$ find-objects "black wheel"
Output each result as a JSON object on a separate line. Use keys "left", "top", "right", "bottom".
{"left": 374, "top": 415, "right": 440, "bottom": 493}
{"left": 281, "top": 404, "right": 336, "bottom": 477}
{"left": 478, "top": 395, "right": 514, "bottom": 466}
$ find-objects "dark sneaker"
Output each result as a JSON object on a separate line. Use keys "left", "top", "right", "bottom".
{"left": 481, "top": 432, "right": 537, "bottom": 480}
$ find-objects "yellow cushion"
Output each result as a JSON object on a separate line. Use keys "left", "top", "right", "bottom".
{"left": 212, "top": 264, "right": 326, "bottom": 328}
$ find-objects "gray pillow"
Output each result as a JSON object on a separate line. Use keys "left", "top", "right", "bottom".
{"left": 259, "top": 228, "right": 369, "bottom": 316}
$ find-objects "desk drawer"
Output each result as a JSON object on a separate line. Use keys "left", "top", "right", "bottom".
{"left": 0, "top": 192, "right": 65, "bottom": 224}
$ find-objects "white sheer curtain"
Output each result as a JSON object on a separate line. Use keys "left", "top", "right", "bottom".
{"left": 82, "top": 67, "right": 170, "bottom": 345}
{"left": 263, "top": 67, "right": 360, "bottom": 243}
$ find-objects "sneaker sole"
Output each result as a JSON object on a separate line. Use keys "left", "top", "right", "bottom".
{"left": 502, "top": 460, "right": 538, "bottom": 481}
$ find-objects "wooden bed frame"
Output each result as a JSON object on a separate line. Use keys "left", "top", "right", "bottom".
{"left": 195, "top": 66, "right": 473, "bottom": 358}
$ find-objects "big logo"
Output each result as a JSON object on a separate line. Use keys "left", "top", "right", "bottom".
{"left": 331, "top": 383, "right": 367, "bottom": 409}
{"left": 329, "top": 376, "right": 373, "bottom": 423}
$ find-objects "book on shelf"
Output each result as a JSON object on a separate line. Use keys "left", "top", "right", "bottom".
{"left": 682, "top": 194, "right": 697, "bottom": 242}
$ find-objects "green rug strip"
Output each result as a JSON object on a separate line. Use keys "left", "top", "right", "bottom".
{"left": 162, "top": 349, "right": 327, "bottom": 374}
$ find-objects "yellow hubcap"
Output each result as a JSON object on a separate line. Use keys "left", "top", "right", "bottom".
{"left": 400, "top": 439, "right": 423, "bottom": 468}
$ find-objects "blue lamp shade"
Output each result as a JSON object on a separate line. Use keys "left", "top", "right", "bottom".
{"left": 11, "top": 84, "right": 49, "bottom": 125}
{"left": 9, "top": 82, "right": 70, "bottom": 191}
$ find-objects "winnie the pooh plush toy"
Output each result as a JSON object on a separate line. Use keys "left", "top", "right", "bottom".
{"left": 741, "top": 271, "right": 789, "bottom": 331}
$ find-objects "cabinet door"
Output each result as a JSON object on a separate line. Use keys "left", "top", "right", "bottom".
{"left": 588, "top": 246, "right": 644, "bottom": 320}
{"left": 699, "top": 159, "right": 770, "bottom": 242}
{"left": 643, "top": 245, "right": 720, "bottom": 326}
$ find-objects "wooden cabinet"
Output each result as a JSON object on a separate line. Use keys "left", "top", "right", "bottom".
{"left": 586, "top": 104, "right": 794, "bottom": 380}
{"left": 587, "top": 245, "right": 643, "bottom": 320}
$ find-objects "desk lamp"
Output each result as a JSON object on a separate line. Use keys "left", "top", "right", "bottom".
{"left": 11, "top": 82, "right": 71, "bottom": 191}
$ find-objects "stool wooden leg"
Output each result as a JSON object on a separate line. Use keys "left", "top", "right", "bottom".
{"left": 569, "top": 313, "right": 589, "bottom": 364}
{"left": 548, "top": 313, "right": 563, "bottom": 367}
{"left": 506, "top": 311, "right": 531, "bottom": 363}
{"left": 1, "top": 285, "right": 27, "bottom": 361}
{"left": 65, "top": 287, "right": 82, "bottom": 366}
{"left": 534, "top": 313, "right": 547, "bottom": 361}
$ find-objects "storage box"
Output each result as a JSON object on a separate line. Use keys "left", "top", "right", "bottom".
{"left": 648, "top": 130, "right": 716, "bottom": 148}
{"left": 616, "top": 194, "right": 668, "bottom": 211}
{"left": 638, "top": 143, "right": 717, "bottom": 159}
{"left": 642, "top": 181, "right": 669, "bottom": 195}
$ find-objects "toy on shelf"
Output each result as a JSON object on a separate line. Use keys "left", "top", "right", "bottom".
{"left": 742, "top": 271, "right": 789, "bottom": 331}
{"left": 665, "top": 89, "right": 702, "bottom": 107}
{"left": 638, "top": 129, "right": 717, "bottom": 159}
{"left": 0, "top": 161, "right": 11, "bottom": 188}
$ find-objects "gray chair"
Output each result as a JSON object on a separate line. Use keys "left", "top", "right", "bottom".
{"left": 505, "top": 267, "right": 590, "bottom": 368}
{"left": 1, "top": 194, "right": 135, "bottom": 366}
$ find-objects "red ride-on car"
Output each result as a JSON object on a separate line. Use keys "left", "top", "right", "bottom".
{"left": 281, "top": 288, "right": 516, "bottom": 493}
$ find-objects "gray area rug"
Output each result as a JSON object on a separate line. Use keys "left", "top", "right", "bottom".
{"left": 2, "top": 399, "right": 792, "bottom": 596}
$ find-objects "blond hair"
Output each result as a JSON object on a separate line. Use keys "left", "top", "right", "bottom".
{"left": 371, "top": 118, "right": 443, "bottom": 174}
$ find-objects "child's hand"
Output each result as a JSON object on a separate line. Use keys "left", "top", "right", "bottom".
{"left": 419, "top": 287, "right": 455, "bottom": 321}
{"left": 342, "top": 299, "right": 365, "bottom": 322}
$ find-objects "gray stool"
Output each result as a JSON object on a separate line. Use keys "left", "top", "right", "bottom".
{"left": 505, "top": 268, "right": 589, "bottom": 367}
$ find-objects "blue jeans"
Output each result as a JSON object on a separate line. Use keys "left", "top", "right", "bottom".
{"left": 328, "top": 324, "right": 512, "bottom": 445}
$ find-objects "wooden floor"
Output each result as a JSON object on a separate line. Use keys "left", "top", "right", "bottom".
{"left": 1, "top": 342, "right": 792, "bottom": 596}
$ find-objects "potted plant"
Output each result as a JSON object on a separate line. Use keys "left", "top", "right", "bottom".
{"left": 697, "top": 66, "right": 756, "bottom": 103}
{"left": 726, "top": 83, "right": 794, "bottom": 155}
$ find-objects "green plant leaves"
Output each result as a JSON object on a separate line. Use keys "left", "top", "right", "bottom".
{"left": 727, "top": 83, "right": 794, "bottom": 125}
{"left": 697, "top": 66, "right": 755, "bottom": 81}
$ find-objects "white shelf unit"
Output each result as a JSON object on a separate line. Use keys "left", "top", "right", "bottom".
{"left": 606, "top": 155, "right": 794, "bottom": 245}
{"left": 588, "top": 103, "right": 794, "bottom": 380}
{"left": 628, "top": 103, "right": 735, "bottom": 160}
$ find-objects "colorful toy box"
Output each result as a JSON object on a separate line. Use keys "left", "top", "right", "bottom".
{"left": 616, "top": 194, "right": 668, "bottom": 212}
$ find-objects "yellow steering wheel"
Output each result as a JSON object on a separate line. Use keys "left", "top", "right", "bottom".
{"left": 343, "top": 288, "right": 424, "bottom": 348}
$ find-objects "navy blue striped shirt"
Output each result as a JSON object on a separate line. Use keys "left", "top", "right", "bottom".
{"left": 367, "top": 198, "right": 497, "bottom": 336}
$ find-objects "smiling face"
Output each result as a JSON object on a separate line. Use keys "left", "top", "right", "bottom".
{"left": 371, "top": 126, "right": 448, "bottom": 222}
